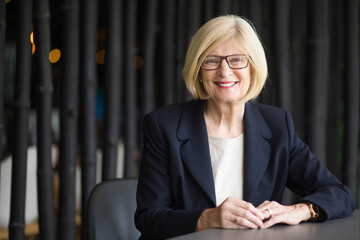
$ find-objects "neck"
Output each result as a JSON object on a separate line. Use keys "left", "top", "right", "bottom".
{"left": 204, "top": 100, "right": 245, "bottom": 138}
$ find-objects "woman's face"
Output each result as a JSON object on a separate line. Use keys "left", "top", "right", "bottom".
{"left": 201, "top": 39, "right": 251, "bottom": 105}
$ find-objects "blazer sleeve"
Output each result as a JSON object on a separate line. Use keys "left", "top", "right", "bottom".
{"left": 135, "top": 114, "right": 204, "bottom": 240}
{"left": 284, "top": 111, "right": 355, "bottom": 220}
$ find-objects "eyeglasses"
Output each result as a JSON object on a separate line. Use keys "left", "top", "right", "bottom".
{"left": 200, "top": 54, "right": 249, "bottom": 70}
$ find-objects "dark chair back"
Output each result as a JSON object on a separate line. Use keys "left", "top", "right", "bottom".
{"left": 86, "top": 178, "right": 140, "bottom": 240}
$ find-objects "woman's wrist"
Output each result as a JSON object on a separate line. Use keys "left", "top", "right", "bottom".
{"left": 295, "top": 203, "right": 313, "bottom": 222}
{"left": 196, "top": 209, "right": 211, "bottom": 231}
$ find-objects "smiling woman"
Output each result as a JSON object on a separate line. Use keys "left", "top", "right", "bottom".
{"left": 135, "top": 15, "right": 355, "bottom": 240}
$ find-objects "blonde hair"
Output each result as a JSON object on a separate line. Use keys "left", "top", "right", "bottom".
{"left": 182, "top": 15, "right": 268, "bottom": 101}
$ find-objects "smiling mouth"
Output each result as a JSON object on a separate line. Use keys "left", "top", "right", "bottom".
{"left": 215, "top": 82, "right": 238, "bottom": 88}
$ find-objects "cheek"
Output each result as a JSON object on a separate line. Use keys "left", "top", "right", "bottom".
{"left": 236, "top": 70, "right": 251, "bottom": 87}
{"left": 201, "top": 71, "right": 215, "bottom": 93}
{"left": 202, "top": 79, "right": 215, "bottom": 96}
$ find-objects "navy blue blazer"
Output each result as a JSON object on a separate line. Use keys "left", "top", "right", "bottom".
{"left": 135, "top": 100, "right": 354, "bottom": 239}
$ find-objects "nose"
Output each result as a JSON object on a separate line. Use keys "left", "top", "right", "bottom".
{"left": 218, "top": 59, "right": 232, "bottom": 76}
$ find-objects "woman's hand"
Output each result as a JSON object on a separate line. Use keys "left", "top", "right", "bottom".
{"left": 256, "top": 201, "right": 312, "bottom": 228}
{"left": 196, "top": 197, "right": 266, "bottom": 231}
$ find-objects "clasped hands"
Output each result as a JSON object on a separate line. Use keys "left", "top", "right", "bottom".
{"left": 196, "top": 197, "right": 312, "bottom": 231}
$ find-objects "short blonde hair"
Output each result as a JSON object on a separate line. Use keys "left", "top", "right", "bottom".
{"left": 182, "top": 15, "right": 268, "bottom": 101}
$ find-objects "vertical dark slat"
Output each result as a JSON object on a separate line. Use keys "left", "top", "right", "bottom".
{"left": 237, "top": 0, "right": 264, "bottom": 100}
{"left": 248, "top": 0, "right": 262, "bottom": 29}
{"left": 203, "top": 0, "right": 214, "bottom": 21}
{"left": 272, "top": 0, "right": 291, "bottom": 111}
{"left": 159, "top": 0, "right": 175, "bottom": 106}
{"left": 0, "top": 0, "right": 5, "bottom": 166}
{"left": 142, "top": 0, "right": 157, "bottom": 113}
{"left": 58, "top": 0, "right": 80, "bottom": 239}
{"left": 343, "top": 0, "right": 359, "bottom": 201}
{"left": 175, "top": 0, "right": 186, "bottom": 102}
{"left": 124, "top": 0, "right": 138, "bottom": 177}
{"left": 215, "top": 0, "right": 231, "bottom": 15}
{"left": 185, "top": 0, "right": 201, "bottom": 41}
{"left": 33, "top": 0, "right": 56, "bottom": 239}
{"left": 9, "top": 0, "right": 33, "bottom": 239}
{"left": 237, "top": 0, "right": 248, "bottom": 17}
{"left": 177, "top": 0, "right": 201, "bottom": 102}
{"left": 258, "top": 0, "right": 276, "bottom": 106}
{"left": 326, "top": 0, "right": 344, "bottom": 179}
{"left": 289, "top": 0, "right": 307, "bottom": 139}
{"left": 102, "top": 0, "right": 122, "bottom": 180}
{"left": 305, "top": 0, "right": 329, "bottom": 164}
{"left": 79, "top": 0, "right": 98, "bottom": 237}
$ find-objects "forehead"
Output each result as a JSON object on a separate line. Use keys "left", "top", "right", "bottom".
{"left": 207, "top": 38, "right": 244, "bottom": 56}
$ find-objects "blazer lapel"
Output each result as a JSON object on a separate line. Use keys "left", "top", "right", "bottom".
{"left": 177, "top": 100, "right": 216, "bottom": 206}
{"left": 243, "top": 103, "right": 272, "bottom": 203}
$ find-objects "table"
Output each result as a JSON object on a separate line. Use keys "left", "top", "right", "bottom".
{"left": 169, "top": 210, "right": 359, "bottom": 240}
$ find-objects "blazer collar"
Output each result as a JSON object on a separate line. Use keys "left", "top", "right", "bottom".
{"left": 243, "top": 102, "right": 272, "bottom": 202}
{"left": 177, "top": 100, "right": 216, "bottom": 206}
{"left": 176, "top": 100, "right": 273, "bottom": 206}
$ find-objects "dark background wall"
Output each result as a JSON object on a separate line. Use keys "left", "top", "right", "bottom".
{"left": 0, "top": 0, "right": 359, "bottom": 239}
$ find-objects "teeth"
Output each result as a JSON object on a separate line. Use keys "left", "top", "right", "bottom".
{"left": 216, "top": 82, "right": 237, "bottom": 87}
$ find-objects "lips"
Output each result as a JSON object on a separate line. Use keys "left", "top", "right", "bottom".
{"left": 215, "top": 81, "right": 238, "bottom": 88}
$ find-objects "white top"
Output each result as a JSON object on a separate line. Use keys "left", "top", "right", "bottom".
{"left": 208, "top": 134, "right": 244, "bottom": 206}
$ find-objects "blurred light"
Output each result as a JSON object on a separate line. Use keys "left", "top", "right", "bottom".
{"left": 49, "top": 49, "right": 61, "bottom": 63}
{"left": 30, "top": 31, "right": 35, "bottom": 55}
{"left": 134, "top": 56, "right": 144, "bottom": 70}
{"left": 30, "top": 32, "right": 34, "bottom": 43}
{"left": 5, "top": 0, "right": 12, "bottom": 3}
{"left": 96, "top": 49, "right": 105, "bottom": 64}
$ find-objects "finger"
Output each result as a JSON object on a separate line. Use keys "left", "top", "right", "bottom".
{"left": 263, "top": 209, "right": 272, "bottom": 220}
{"left": 223, "top": 198, "right": 265, "bottom": 227}
{"left": 233, "top": 200, "right": 266, "bottom": 220}
{"left": 257, "top": 200, "right": 280, "bottom": 212}
{"left": 232, "top": 210, "right": 264, "bottom": 228}
{"left": 233, "top": 215, "right": 262, "bottom": 229}
{"left": 261, "top": 206, "right": 291, "bottom": 228}
{"left": 257, "top": 203, "right": 273, "bottom": 220}
{"left": 216, "top": 198, "right": 262, "bottom": 229}
{"left": 257, "top": 200, "right": 271, "bottom": 210}
{"left": 257, "top": 201, "right": 282, "bottom": 221}
{"left": 223, "top": 198, "right": 264, "bottom": 222}
{"left": 262, "top": 215, "right": 279, "bottom": 228}
{"left": 259, "top": 209, "right": 271, "bottom": 221}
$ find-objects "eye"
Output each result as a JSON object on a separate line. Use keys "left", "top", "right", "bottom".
{"left": 229, "top": 55, "right": 245, "bottom": 64}
{"left": 204, "top": 57, "right": 220, "bottom": 64}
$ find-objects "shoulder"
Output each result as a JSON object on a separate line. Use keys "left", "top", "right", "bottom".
{"left": 245, "top": 102, "right": 294, "bottom": 135}
{"left": 245, "top": 102, "right": 290, "bottom": 123}
{"left": 246, "top": 102, "right": 286, "bottom": 116}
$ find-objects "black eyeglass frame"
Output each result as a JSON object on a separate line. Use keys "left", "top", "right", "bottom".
{"left": 200, "top": 54, "right": 249, "bottom": 71}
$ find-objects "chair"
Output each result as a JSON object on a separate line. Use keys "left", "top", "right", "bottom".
{"left": 86, "top": 178, "right": 141, "bottom": 240}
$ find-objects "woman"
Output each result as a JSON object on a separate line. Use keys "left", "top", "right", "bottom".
{"left": 135, "top": 15, "right": 354, "bottom": 239}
